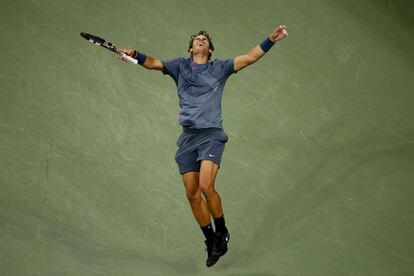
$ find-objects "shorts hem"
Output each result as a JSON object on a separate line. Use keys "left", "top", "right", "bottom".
{"left": 197, "top": 158, "right": 222, "bottom": 169}
{"left": 179, "top": 168, "right": 200, "bottom": 175}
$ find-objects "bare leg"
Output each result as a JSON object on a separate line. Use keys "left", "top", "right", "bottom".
{"left": 198, "top": 160, "right": 223, "bottom": 218}
{"left": 183, "top": 162, "right": 228, "bottom": 267}
{"left": 182, "top": 171, "right": 211, "bottom": 226}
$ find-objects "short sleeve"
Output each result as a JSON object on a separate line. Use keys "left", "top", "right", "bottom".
{"left": 161, "top": 57, "right": 184, "bottom": 81}
{"left": 217, "top": 59, "right": 237, "bottom": 79}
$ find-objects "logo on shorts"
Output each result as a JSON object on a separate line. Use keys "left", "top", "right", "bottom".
{"left": 208, "top": 154, "right": 215, "bottom": 157}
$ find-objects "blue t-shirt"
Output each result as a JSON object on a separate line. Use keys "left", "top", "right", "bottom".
{"left": 161, "top": 57, "right": 236, "bottom": 129}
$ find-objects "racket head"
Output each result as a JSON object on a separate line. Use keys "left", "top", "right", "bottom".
{"left": 80, "top": 32, "right": 118, "bottom": 53}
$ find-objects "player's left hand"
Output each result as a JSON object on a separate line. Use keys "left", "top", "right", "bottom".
{"left": 269, "top": 25, "right": 288, "bottom": 42}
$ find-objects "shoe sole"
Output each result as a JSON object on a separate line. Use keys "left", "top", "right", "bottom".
{"left": 206, "top": 256, "right": 220, "bottom": 267}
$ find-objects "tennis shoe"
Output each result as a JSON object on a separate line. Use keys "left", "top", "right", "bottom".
{"left": 205, "top": 240, "right": 219, "bottom": 267}
{"left": 212, "top": 230, "right": 230, "bottom": 258}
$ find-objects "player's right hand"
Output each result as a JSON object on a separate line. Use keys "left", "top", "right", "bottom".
{"left": 117, "top": 48, "right": 135, "bottom": 57}
{"left": 117, "top": 48, "right": 136, "bottom": 63}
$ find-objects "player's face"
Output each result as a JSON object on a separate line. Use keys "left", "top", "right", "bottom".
{"left": 193, "top": 35, "right": 210, "bottom": 51}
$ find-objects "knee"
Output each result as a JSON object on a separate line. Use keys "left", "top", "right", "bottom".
{"left": 199, "top": 183, "right": 215, "bottom": 199}
{"left": 186, "top": 191, "right": 202, "bottom": 205}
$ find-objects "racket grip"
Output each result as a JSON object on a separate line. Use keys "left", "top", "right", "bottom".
{"left": 121, "top": 53, "right": 138, "bottom": 65}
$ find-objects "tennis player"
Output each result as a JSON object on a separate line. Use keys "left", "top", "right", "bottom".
{"left": 118, "top": 25, "right": 288, "bottom": 267}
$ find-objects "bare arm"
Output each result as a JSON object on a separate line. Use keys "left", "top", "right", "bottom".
{"left": 117, "top": 49, "right": 164, "bottom": 71}
{"left": 234, "top": 25, "right": 288, "bottom": 72}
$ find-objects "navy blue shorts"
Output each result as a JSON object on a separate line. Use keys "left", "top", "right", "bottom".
{"left": 175, "top": 127, "right": 229, "bottom": 174}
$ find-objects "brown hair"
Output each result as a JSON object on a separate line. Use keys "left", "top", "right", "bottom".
{"left": 188, "top": 30, "right": 215, "bottom": 60}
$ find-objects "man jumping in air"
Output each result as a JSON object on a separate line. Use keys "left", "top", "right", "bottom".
{"left": 118, "top": 25, "right": 288, "bottom": 267}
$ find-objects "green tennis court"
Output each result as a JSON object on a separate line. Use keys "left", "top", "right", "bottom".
{"left": 1, "top": 0, "right": 413, "bottom": 275}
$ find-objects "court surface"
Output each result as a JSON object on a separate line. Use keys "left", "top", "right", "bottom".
{"left": 1, "top": 0, "right": 414, "bottom": 275}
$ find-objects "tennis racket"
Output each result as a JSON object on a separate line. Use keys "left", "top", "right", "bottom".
{"left": 80, "top": 32, "right": 138, "bottom": 64}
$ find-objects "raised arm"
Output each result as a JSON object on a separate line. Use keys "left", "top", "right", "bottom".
{"left": 234, "top": 25, "right": 288, "bottom": 72}
{"left": 117, "top": 48, "right": 164, "bottom": 71}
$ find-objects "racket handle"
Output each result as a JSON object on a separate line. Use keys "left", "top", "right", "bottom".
{"left": 120, "top": 53, "right": 138, "bottom": 65}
